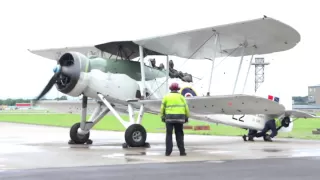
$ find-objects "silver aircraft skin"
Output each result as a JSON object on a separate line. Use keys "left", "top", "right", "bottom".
{"left": 29, "top": 16, "right": 317, "bottom": 147}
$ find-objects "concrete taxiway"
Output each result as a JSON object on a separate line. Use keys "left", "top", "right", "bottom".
{"left": 1, "top": 158, "right": 320, "bottom": 180}
{"left": 0, "top": 122, "right": 320, "bottom": 171}
{"left": 1, "top": 122, "right": 320, "bottom": 180}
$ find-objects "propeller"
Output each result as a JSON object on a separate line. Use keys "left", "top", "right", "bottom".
{"left": 33, "top": 52, "right": 78, "bottom": 105}
{"left": 33, "top": 65, "right": 62, "bottom": 104}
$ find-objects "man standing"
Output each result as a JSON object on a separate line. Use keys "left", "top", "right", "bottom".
{"left": 160, "top": 82, "right": 190, "bottom": 156}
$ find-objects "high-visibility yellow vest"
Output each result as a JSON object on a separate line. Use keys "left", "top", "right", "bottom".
{"left": 160, "top": 92, "right": 190, "bottom": 123}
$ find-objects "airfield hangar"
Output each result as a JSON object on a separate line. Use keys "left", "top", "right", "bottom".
{"left": 292, "top": 85, "right": 320, "bottom": 112}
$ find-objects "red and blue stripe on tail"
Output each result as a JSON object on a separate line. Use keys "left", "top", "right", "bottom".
{"left": 268, "top": 95, "right": 280, "bottom": 103}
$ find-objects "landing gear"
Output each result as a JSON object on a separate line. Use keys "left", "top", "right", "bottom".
{"left": 97, "top": 93, "right": 150, "bottom": 148}
{"left": 281, "top": 116, "right": 290, "bottom": 127}
{"left": 67, "top": 93, "right": 150, "bottom": 148}
{"left": 123, "top": 124, "right": 149, "bottom": 148}
{"left": 68, "top": 122, "right": 92, "bottom": 145}
{"left": 67, "top": 95, "right": 109, "bottom": 145}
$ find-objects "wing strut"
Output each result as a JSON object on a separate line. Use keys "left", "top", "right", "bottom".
{"left": 139, "top": 45, "right": 146, "bottom": 99}
{"left": 206, "top": 31, "right": 219, "bottom": 96}
{"left": 232, "top": 41, "right": 247, "bottom": 94}
{"left": 242, "top": 45, "right": 257, "bottom": 93}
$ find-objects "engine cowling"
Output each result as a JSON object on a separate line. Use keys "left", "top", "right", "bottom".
{"left": 33, "top": 52, "right": 91, "bottom": 103}
{"left": 54, "top": 52, "right": 91, "bottom": 97}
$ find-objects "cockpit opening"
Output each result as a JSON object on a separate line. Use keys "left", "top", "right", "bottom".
{"left": 148, "top": 58, "right": 193, "bottom": 83}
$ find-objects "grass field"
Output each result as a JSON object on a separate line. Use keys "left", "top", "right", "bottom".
{"left": 0, "top": 111, "right": 320, "bottom": 139}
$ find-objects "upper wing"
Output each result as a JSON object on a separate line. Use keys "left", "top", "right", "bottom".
{"left": 28, "top": 46, "right": 110, "bottom": 61}
{"left": 139, "top": 94, "right": 285, "bottom": 115}
{"left": 28, "top": 16, "right": 300, "bottom": 61}
{"left": 31, "top": 17, "right": 300, "bottom": 59}
{"left": 134, "top": 16, "right": 300, "bottom": 59}
{"left": 28, "top": 42, "right": 166, "bottom": 61}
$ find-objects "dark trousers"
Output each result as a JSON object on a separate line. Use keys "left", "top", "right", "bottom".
{"left": 165, "top": 122, "right": 185, "bottom": 154}
{"left": 248, "top": 129, "right": 257, "bottom": 136}
{"left": 255, "top": 119, "right": 278, "bottom": 138}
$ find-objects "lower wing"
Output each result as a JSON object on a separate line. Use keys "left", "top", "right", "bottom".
{"left": 139, "top": 94, "right": 286, "bottom": 115}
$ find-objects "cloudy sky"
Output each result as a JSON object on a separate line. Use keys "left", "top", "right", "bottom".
{"left": 0, "top": 0, "right": 317, "bottom": 108}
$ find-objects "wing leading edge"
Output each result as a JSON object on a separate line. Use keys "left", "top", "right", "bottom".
{"left": 139, "top": 94, "right": 286, "bottom": 115}
{"left": 28, "top": 16, "right": 300, "bottom": 62}
{"left": 28, "top": 46, "right": 103, "bottom": 61}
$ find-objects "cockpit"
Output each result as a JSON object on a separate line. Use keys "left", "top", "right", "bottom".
{"left": 148, "top": 58, "right": 193, "bottom": 83}
{"left": 93, "top": 41, "right": 194, "bottom": 83}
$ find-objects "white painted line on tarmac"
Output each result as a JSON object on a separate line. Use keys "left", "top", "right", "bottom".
{"left": 205, "top": 160, "right": 225, "bottom": 163}
{"left": 208, "top": 150, "right": 233, "bottom": 154}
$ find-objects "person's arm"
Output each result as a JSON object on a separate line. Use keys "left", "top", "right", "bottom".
{"left": 160, "top": 96, "right": 166, "bottom": 118}
{"left": 182, "top": 95, "right": 190, "bottom": 118}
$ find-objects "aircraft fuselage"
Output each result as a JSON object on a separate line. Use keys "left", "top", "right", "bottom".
{"left": 45, "top": 52, "right": 292, "bottom": 133}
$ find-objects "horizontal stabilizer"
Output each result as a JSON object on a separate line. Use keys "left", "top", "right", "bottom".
{"left": 283, "top": 110, "right": 320, "bottom": 118}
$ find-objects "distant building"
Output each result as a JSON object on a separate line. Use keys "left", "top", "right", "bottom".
{"left": 293, "top": 104, "right": 320, "bottom": 113}
{"left": 308, "top": 85, "right": 320, "bottom": 104}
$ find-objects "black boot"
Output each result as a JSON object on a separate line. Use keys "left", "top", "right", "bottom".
{"left": 248, "top": 135, "right": 254, "bottom": 141}
{"left": 242, "top": 135, "right": 247, "bottom": 141}
{"left": 264, "top": 135, "right": 273, "bottom": 142}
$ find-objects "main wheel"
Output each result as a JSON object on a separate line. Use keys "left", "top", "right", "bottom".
{"left": 124, "top": 124, "right": 147, "bottom": 147}
{"left": 69, "top": 122, "right": 90, "bottom": 144}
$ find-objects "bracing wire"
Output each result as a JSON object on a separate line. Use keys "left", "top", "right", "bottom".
{"left": 191, "top": 44, "right": 242, "bottom": 88}
{"left": 145, "top": 32, "right": 217, "bottom": 99}
{"left": 145, "top": 31, "right": 241, "bottom": 99}
{"left": 188, "top": 30, "right": 241, "bottom": 90}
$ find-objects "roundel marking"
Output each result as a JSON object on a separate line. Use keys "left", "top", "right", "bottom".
{"left": 180, "top": 87, "right": 197, "bottom": 97}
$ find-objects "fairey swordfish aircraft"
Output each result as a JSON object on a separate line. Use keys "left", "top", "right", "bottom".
{"left": 29, "top": 16, "right": 318, "bottom": 148}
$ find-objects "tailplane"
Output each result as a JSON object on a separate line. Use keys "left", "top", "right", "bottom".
{"left": 254, "top": 82, "right": 294, "bottom": 132}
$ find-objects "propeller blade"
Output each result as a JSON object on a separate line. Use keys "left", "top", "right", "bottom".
{"left": 33, "top": 73, "right": 59, "bottom": 104}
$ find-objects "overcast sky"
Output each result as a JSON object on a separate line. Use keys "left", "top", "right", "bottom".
{"left": 0, "top": 0, "right": 317, "bottom": 109}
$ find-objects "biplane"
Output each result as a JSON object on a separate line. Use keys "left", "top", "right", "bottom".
{"left": 29, "top": 15, "right": 317, "bottom": 147}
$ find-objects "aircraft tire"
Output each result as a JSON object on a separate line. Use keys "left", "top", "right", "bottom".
{"left": 69, "top": 122, "right": 90, "bottom": 144}
{"left": 125, "top": 124, "right": 147, "bottom": 147}
{"left": 281, "top": 117, "right": 290, "bottom": 128}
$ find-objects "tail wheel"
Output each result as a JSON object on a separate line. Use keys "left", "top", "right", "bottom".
{"left": 125, "top": 124, "right": 147, "bottom": 147}
{"left": 281, "top": 116, "right": 291, "bottom": 128}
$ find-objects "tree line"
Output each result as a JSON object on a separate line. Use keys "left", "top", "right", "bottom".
{"left": 0, "top": 96, "right": 68, "bottom": 106}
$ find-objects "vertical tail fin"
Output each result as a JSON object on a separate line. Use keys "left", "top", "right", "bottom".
{"left": 254, "top": 82, "right": 294, "bottom": 132}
